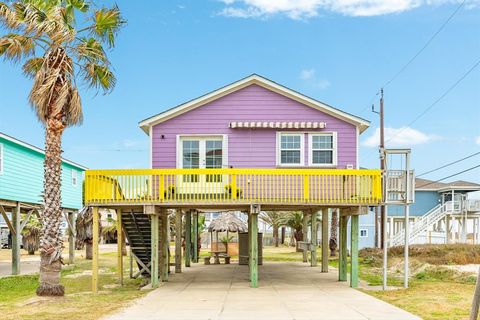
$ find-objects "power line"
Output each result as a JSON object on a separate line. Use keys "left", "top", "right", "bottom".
{"left": 359, "top": 0, "right": 466, "bottom": 116}
{"left": 417, "top": 151, "right": 480, "bottom": 177}
{"left": 384, "top": 57, "right": 480, "bottom": 145}
{"left": 381, "top": 0, "right": 466, "bottom": 89}
{"left": 417, "top": 164, "right": 480, "bottom": 188}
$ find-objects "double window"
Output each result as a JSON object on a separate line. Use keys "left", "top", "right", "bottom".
{"left": 277, "top": 132, "right": 337, "bottom": 167}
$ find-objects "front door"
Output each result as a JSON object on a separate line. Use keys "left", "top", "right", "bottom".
{"left": 178, "top": 136, "right": 225, "bottom": 194}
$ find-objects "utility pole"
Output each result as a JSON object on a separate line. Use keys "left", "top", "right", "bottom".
{"left": 372, "top": 89, "right": 385, "bottom": 248}
{"left": 380, "top": 89, "right": 385, "bottom": 249}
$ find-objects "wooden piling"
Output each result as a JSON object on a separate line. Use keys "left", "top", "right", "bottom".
{"left": 302, "top": 212, "right": 309, "bottom": 263}
{"left": 322, "top": 209, "right": 329, "bottom": 272}
{"left": 68, "top": 211, "right": 76, "bottom": 265}
{"left": 175, "top": 209, "right": 182, "bottom": 273}
{"left": 339, "top": 215, "right": 348, "bottom": 281}
{"left": 192, "top": 210, "right": 198, "bottom": 263}
{"left": 310, "top": 210, "right": 318, "bottom": 267}
{"left": 160, "top": 210, "right": 169, "bottom": 282}
{"left": 92, "top": 207, "right": 99, "bottom": 294}
{"left": 185, "top": 210, "right": 191, "bottom": 267}
{"left": 116, "top": 209, "right": 123, "bottom": 285}
{"left": 12, "top": 202, "right": 20, "bottom": 275}
{"left": 249, "top": 207, "right": 259, "bottom": 288}
{"left": 350, "top": 215, "right": 359, "bottom": 288}
{"left": 151, "top": 214, "right": 159, "bottom": 288}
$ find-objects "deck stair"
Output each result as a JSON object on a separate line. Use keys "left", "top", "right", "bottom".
{"left": 391, "top": 203, "right": 450, "bottom": 246}
{"left": 121, "top": 211, "right": 152, "bottom": 278}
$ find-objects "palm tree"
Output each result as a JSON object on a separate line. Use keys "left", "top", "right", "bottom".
{"left": 101, "top": 215, "right": 126, "bottom": 256}
{"left": 21, "top": 214, "right": 41, "bottom": 255}
{"left": 0, "top": 1, "right": 125, "bottom": 296}
{"left": 260, "top": 211, "right": 282, "bottom": 247}
{"left": 279, "top": 211, "right": 304, "bottom": 252}
{"left": 75, "top": 207, "right": 101, "bottom": 260}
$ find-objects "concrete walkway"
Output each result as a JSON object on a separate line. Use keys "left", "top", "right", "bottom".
{"left": 104, "top": 262, "right": 421, "bottom": 320}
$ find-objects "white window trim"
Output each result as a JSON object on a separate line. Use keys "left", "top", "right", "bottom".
{"left": 0, "top": 143, "right": 3, "bottom": 175}
{"left": 72, "top": 170, "right": 78, "bottom": 186}
{"left": 359, "top": 228, "right": 368, "bottom": 238}
{"left": 308, "top": 132, "right": 337, "bottom": 167}
{"left": 176, "top": 134, "right": 228, "bottom": 169}
{"left": 276, "top": 132, "right": 305, "bottom": 167}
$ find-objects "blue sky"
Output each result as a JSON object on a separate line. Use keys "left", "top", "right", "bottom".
{"left": 0, "top": 0, "right": 479, "bottom": 186}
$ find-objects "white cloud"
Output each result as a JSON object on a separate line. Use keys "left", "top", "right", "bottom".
{"left": 362, "top": 127, "right": 439, "bottom": 148}
{"left": 299, "top": 68, "right": 330, "bottom": 89}
{"left": 476, "top": 136, "right": 480, "bottom": 145}
{"left": 219, "top": 0, "right": 480, "bottom": 19}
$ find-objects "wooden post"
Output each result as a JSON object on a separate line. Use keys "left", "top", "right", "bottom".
{"left": 68, "top": 211, "right": 76, "bottom": 265}
{"left": 92, "top": 207, "right": 99, "bottom": 294}
{"left": 322, "top": 209, "right": 329, "bottom": 272}
{"left": 350, "top": 214, "right": 359, "bottom": 288}
{"left": 185, "top": 210, "right": 191, "bottom": 267}
{"left": 445, "top": 215, "right": 450, "bottom": 244}
{"left": 310, "top": 210, "right": 318, "bottom": 267}
{"left": 339, "top": 215, "right": 348, "bottom": 281}
{"left": 116, "top": 209, "right": 123, "bottom": 285}
{"left": 302, "top": 212, "right": 309, "bottom": 263}
{"left": 471, "top": 266, "right": 480, "bottom": 320}
{"left": 129, "top": 247, "right": 133, "bottom": 279}
{"left": 151, "top": 214, "right": 159, "bottom": 288}
{"left": 12, "top": 202, "right": 20, "bottom": 275}
{"left": 175, "top": 210, "right": 182, "bottom": 273}
{"left": 249, "top": 205, "right": 259, "bottom": 288}
{"left": 160, "top": 210, "right": 169, "bottom": 282}
{"left": 192, "top": 210, "right": 198, "bottom": 263}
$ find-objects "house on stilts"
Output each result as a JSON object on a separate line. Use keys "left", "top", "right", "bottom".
{"left": 0, "top": 132, "right": 86, "bottom": 274}
{"left": 84, "top": 74, "right": 383, "bottom": 291}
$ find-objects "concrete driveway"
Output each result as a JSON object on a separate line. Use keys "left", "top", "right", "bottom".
{"left": 104, "top": 262, "right": 421, "bottom": 320}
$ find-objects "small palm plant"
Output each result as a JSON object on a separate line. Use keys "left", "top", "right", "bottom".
{"left": 21, "top": 214, "right": 41, "bottom": 255}
{"left": 260, "top": 211, "right": 282, "bottom": 247}
{"left": 0, "top": 1, "right": 125, "bottom": 296}
{"left": 279, "top": 211, "right": 305, "bottom": 252}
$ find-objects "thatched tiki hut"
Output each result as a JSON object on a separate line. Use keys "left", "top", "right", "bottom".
{"left": 208, "top": 212, "right": 247, "bottom": 256}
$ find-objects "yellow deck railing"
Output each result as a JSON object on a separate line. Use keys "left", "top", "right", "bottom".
{"left": 84, "top": 169, "right": 382, "bottom": 206}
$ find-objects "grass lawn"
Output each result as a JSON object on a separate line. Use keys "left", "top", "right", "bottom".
{"left": 0, "top": 252, "right": 146, "bottom": 320}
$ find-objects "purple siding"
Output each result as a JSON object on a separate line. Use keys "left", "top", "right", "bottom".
{"left": 151, "top": 84, "right": 357, "bottom": 169}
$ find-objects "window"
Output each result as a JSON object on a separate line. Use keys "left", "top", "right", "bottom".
{"left": 277, "top": 133, "right": 304, "bottom": 166}
{"left": 182, "top": 140, "right": 200, "bottom": 182}
{"left": 360, "top": 229, "right": 368, "bottom": 238}
{"left": 71, "top": 170, "right": 78, "bottom": 186}
{"left": 309, "top": 133, "right": 336, "bottom": 166}
{"left": 0, "top": 143, "right": 3, "bottom": 174}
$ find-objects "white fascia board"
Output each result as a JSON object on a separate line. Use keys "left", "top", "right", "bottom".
{"left": 139, "top": 74, "right": 370, "bottom": 135}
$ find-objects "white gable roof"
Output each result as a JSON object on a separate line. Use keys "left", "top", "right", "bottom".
{"left": 139, "top": 74, "right": 370, "bottom": 134}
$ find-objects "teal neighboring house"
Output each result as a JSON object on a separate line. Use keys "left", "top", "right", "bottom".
{"left": 0, "top": 132, "right": 86, "bottom": 209}
{"left": 0, "top": 132, "right": 86, "bottom": 274}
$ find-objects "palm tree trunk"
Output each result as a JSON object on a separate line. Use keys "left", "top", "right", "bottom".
{"left": 273, "top": 227, "right": 279, "bottom": 247}
{"left": 37, "top": 122, "right": 65, "bottom": 296}
{"left": 85, "top": 240, "right": 93, "bottom": 260}
{"left": 329, "top": 209, "right": 338, "bottom": 257}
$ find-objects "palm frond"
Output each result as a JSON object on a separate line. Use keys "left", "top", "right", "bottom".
{"left": 0, "top": 33, "right": 34, "bottom": 62}
{"left": 0, "top": 2, "right": 21, "bottom": 29}
{"left": 64, "top": 86, "right": 83, "bottom": 126}
{"left": 76, "top": 37, "right": 107, "bottom": 63}
{"left": 22, "top": 56, "right": 44, "bottom": 78}
{"left": 83, "top": 62, "right": 116, "bottom": 93}
{"left": 91, "top": 6, "right": 125, "bottom": 48}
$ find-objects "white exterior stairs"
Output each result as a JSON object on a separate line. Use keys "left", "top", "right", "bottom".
{"left": 391, "top": 203, "right": 448, "bottom": 246}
